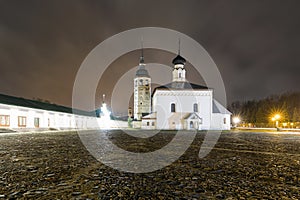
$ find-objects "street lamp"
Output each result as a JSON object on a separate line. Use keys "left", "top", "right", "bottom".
{"left": 282, "top": 122, "right": 287, "bottom": 128}
{"left": 271, "top": 114, "right": 281, "bottom": 129}
{"left": 232, "top": 116, "right": 241, "bottom": 127}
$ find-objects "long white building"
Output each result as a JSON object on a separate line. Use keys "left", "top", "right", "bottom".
{"left": 0, "top": 93, "right": 98, "bottom": 131}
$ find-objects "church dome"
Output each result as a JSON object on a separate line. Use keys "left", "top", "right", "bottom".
{"left": 135, "top": 65, "right": 150, "bottom": 77}
{"left": 172, "top": 54, "right": 186, "bottom": 65}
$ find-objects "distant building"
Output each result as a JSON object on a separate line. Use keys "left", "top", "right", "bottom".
{"left": 133, "top": 48, "right": 231, "bottom": 130}
{"left": 0, "top": 93, "right": 96, "bottom": 131}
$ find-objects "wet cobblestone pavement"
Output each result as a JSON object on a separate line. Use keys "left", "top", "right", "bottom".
{"left": 0, "top": 130, "right": 300, "bottom": 199}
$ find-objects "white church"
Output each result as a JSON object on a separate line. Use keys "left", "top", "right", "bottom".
{"left": 132, "top": 49, "right": 231, "bottom": 130}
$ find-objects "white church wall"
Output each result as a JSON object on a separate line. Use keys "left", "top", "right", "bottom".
{"left": 224, "top": 114, "right": 231, "bottom": 130}
{"left": 141, "top": 119, "right": 156, "bottom": 129}
{"left": 211, "top": 113, "right": 231, "bottom": 130}
{"left": 153, "top": 90, "right": 213, "bottom": 130}
{"left": 197, "top": 95, "right": 212, "bottom": 130}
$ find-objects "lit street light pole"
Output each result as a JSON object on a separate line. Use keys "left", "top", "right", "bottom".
{"left": 271, "top": 114, "right": 281, "bottom": 130}
{"left": 232, "top": 116, "right": 241, "bottom": 128}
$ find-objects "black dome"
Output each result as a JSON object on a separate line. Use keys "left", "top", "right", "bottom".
{"left": 172, "top": 55, "right": 186, "bottom": 65}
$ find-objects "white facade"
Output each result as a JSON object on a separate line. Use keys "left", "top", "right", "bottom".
{"left": 0, "top": 102, "right": 106, "bottom": 131}
{"left": 0, "top": 104, "right": 86, "bottom": 129}
{"left": 141, "top": 113, "right": 156, "bottom": 129}
{"left": 148, "top": 90, "right": 231, "bottom": 130}
{"left": 139, "top": 53, "right": 231, "bottom": 130}
{"left": 152, "top": 90, "right": 214, "bottom": 130}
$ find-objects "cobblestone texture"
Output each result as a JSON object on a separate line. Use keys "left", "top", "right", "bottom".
{"left": 0, "top": 130, "right": 299, "bottom": 199}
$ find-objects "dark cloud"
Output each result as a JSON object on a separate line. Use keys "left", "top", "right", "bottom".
{"left": 0, "top": 0, "right": 300, "bottom": 114}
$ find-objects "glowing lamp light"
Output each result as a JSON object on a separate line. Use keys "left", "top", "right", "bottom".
{"left": 271, "top": 117, "right": 275, "bottom": 121}
{"left": 271, "top": 113, "right": 281, "bottom": 129}
{"left": 274, "top": 114, "right": 281, "bottom": 120}
{"left": 291, "top": 122, "right": 294, "bottom": 129}
{"left": 233, "top": 117, "right": 241, "bottom": 124}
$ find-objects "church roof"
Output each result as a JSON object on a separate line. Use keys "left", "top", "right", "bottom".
{"left": 135, "top": 65, "right": 150, "bottom": 77}
{"left": 183, "top": 112, "right": 202, "bottom": 120}
{"left": 212, "top": 99, "right": 232, "bottom": 114}
{"left": 153, "top": 82, "right": 209, "bottom": 93}
{"left": 142, "top": 112, "right": 156, "bottom": 119}
{"left": 172, "top": 54, "right": 186, "bottom": 65}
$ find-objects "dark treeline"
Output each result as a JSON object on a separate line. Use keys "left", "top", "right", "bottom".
{"left": 228, "top": 92, "right": 300, "bottom": 126}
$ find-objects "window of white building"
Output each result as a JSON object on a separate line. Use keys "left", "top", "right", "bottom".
{"left": 18, "top": 116, "right": 27, "bottom": 127}
{"left": 34, "top": 117, "right": 40, "bottom": 128}
{"left": 224, "top": 118, "right": 226, "bottom": 124}
{"left": 0, "top": 115, "right": 10, "bottom": 126}
{"left": 171, "top": 103, "right": 176, "bottom": 112}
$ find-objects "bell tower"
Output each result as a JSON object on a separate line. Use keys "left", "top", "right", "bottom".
{"left": 133, "top": 48, "right": 151, "bottom": 121}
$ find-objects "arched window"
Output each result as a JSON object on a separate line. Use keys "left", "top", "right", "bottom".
{"left": 171, "top": 103, "right": 176, "bottom": 112}
{"left": 193, "top": 103, "right": 198, "bottom": 112}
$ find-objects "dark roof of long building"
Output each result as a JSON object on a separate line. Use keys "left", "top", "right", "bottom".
{"left": 0, "top": 93, "right": 94, "bottom": 116}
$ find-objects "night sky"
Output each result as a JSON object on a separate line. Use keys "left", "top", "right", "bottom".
{"left": 1, "top": 0, "right": 300, "bottom": 115}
